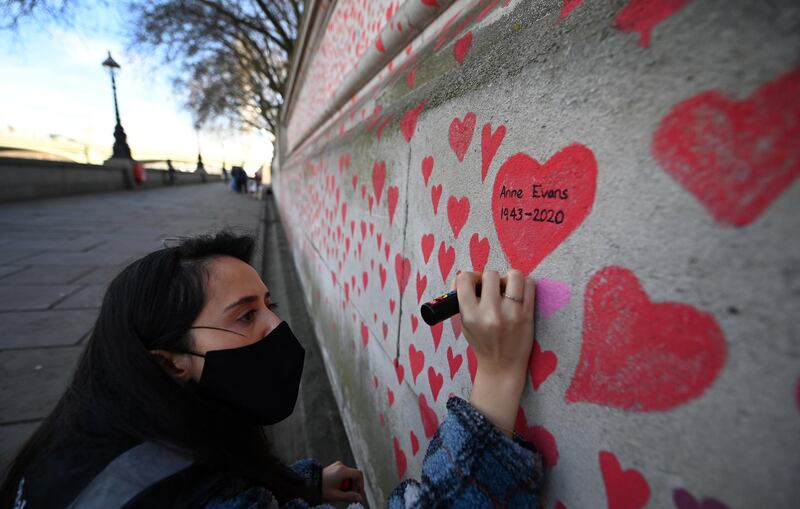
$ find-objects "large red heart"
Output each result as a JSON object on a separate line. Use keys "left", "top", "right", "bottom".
{"left": 652, "top": 68, "right": 800, "bottom": 227}
{"left": 417, "top": 393, "right": 439, "bottom": 438}
{"left": 409, "top": 344, "right": 425, "bottom": 383}
{"left": 599, "top": 450, "right": 650, "bottom": 509}
{"left": 449, "top": 112, "right": 476, "bottom": 162}
{"left": 447, "top": 196, "right": 470, "bottom": 239}
{"left": 491, "top": 145, "right": 597, "bottom": 275}
{"left": 566, "top": 266, "right": 727, "bottom": 411}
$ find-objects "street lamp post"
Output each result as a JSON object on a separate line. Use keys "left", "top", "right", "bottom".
{"left": 102, "top": 51, "right": 132, "bottom": 160}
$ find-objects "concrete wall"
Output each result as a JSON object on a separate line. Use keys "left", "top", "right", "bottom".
{"left": 0, "top": 157, "right": 218, "bottom": 203}
{"left": 273, "top": 1, "right": 800, "bottom": 507}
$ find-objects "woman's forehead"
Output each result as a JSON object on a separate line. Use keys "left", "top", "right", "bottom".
{"left": 205, "top": 256, "right": 268, "bottom": 303}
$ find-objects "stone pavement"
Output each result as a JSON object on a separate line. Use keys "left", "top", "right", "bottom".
{"left": 0, "top": 183, "right": 355, "bottom": 478}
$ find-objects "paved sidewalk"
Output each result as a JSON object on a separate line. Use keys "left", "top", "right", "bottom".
{"left": 0, "top": 183, "right": 264, "bottom": 468}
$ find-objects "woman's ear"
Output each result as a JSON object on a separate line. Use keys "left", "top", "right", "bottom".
{"left": 150, "top": 350, "right": 195, "bottom": 382}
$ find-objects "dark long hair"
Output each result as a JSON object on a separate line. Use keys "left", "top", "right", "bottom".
{"left": 0, "top": 231, "right": 317, "bottom": 507}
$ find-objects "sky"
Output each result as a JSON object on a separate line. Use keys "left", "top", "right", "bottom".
{"left": 0, "top": 2, "right": 273, "bottom": 176}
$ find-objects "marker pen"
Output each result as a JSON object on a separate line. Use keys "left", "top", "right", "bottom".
{"left": 420, "top": 284, "right": 484, "bottom": 326}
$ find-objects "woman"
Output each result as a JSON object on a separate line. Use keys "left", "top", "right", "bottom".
{"left": 0, "top": 231, "right": 542, "bottom": 508}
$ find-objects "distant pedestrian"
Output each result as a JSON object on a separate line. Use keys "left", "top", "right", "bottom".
{"left": 221, "top": 165, "right": 229, "bottom": 183}
{"left": 167, "top": 160, "right": 176, "bottom": 186}
{"left": 231, "top": 166, "right": 246, "bottom": 193}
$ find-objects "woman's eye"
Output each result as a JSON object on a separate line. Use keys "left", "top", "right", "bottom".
{"left": 238, "top": 310, "right": 256, "bottom": 322}
{"left": 267, "top": 302, "right": 279, "bottom": 310}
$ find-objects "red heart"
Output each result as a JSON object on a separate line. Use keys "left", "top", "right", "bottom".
{"left": 410, "top": 314, "right": 419, "bottom": 333}
{"left": 392, "top": 437, "right": 407, "bottom": 478}
{"left": 416, "top": 272, "right": 427, "bottom": 304}
{"left": 492, "top": 145, "right": 598, "bottom": 275}
{"left": 515, "top": 408, "right": 559, "bottom": 468}
{"left": 361, "top": 184, "right": 367, "bottom": 200}
{"left": 566, "top": 266, "right": 727, "bottom": 411}
{"left": 373, "top": 161, "right": 386, "bottom": 204}
{"left": 469, "top": 233, "right": 490, "bottom": 272}
{"left": 389, "top": 298, "right": 396, "bottom": 314}
{"left": 560, "top": 0, "right": 584, "bottom": 19}
{"left": 421, "top": 156, "right": 434, "bottom": 186}
{"left": 466, "top": 345, "right": 477, "bottom": 383}
{"left": 417, "top": 393, "right": 439, "bottom": 438}
{"left": 394, "top": 253, "right": 411, "bottom": 297}
{"left": 387, "top": 185, "right": 400, "bottom": 225}
{"left": 373, "top": 375, "right": 379, "bottom": 389}
{"left": 599, "top": 450, "right": 650, "bottom": 509}
{"left": 376, "top": 33, "right": 385, "bottom": 52}
{"left": 394, "top": 358, "right": 405, "bottom": 384}
{"left": 428, "top": 366, "right": 444, "bottom": 401}
{"left": 409, "top": 344, "right": 425, "bottom": 384}
{"left": 529, "top": 339, "right": 557, "bottom": 390}
{"left": 362, "top": 271, "right": 369, "bottom": 290}
{"left": 373, "top": 312, "right": 378, "bottom": 322}
{"left": 481, "top": 123, "right": 506, "bottom": 182}
{"left": 406, "top": 68, "right": 417, "bottom": 90}
{"left": 437, "top": 241, "right": 455, "bottom": 284}
{"left": 421, "top": 233, "right": 435, "bottom": 264}
{"left": 409, "top": 431, "right": 420, "bottom": 456}
{"left": 446, "top": 196, "right": 470, "bottom": 239}
{"left": 400, "top": 101, "right": 426, "bottom": 143}
{"left": 652, "top": 68, "right": 800, "bottom": 226}
{"left": 450, "top": 313, "right": 462, "bottom": 339}
{"left": 614, "top": 0, "right": 689, "bottom": 48}
{"left": 379, "top": 413, "right": 385, "bottom": 426}
{"left": 420, "top": 0, "right": 439, "bottom": 7}
{"left": 343, "top": 282, "right": 349, "bottom": 303}
{"left": 431, "top": 184, "right": 442, "bottom": 215}
{"left": 379, "top": 263, "right": 387, "bottom": 290}
{"left": 368, "top": 195, "right": 374, "bottom": 213}
{"left": 430, "top": 322, "right": 443, "bottom": 351}
{"left": 351, "top": 175, "right": 358, "bottom": 190}
{"left": 447, "top": 346, "right": 463, "bottom": 380}
{"left": 382, "top": 322, "right": 389, "bottom": 340}
{"left": 360, "top": 220, "right": 367, "bottom": 240}
{"left": 361, "top": 322, "right": 369, "bottom": 347}
{"left": 449, "top": 112, "right": 476, "bottom": 162}
{"left": 453, "top": 31, "right": 472, "bottom": 65}
{"left": 387, "top": 388, "right": 395, "bottom": 407}
{"left": 673, "top": 488, "right": 730, "bottom": 509}
{"left": 384, "top": 242, "right": 390, "bottom": 261}
{"left": 377, "top": 233, "right": 383, "bottom": 250}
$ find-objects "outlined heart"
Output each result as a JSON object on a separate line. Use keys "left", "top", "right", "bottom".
{"left": 599, "top": 450, "right": 650, "bottom": 509}
{"left": 481, "top": 123, "right": 506, "bottom": 182}
{"left": 652, "top": 68, "right": 800, "bottom": 226}
{"left": 566, "top": 266, "right": 727, "bottom": 411}
{"left": 491, "top": 145, "right": 597, "bottom": 275}
{"left": 449, "top": 112, "right": 476, "bottom": 162}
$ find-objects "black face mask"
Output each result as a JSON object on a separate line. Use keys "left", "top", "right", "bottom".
{"left": 184, "top": 321, "right": 305, "bottom": 425}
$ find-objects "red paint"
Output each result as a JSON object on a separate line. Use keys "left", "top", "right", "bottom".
{"left": 453, "top": 31, "right": 473, "bottom": 65}
{"left": 428, "top": 366, "right": 444, "bottom": 401}
{"left": 421, "top": 156, "right": 434, "bottom": 186}
{"left": 431, "top": 184, "right": 443, "bottom": 215}
{"left": 466, "top": 345, "right": 477, "bottom": 382}
{"left": 387, "top": 387, "right": 395, "bottom": 407}
{"left": 673, "top": 488, "right": 730, "bottom": 509}
{"left": 614, "top": 0, "right": 690, "bottom": 48}
{"left": 379, "top": 263, "right": 387, "bottom": 290}
{"left": 410, "top": 431, "right": 420, "bottom": 456}
{"left": 420, "top": 0, "right": 439, "bottom": 7}
{"left": 529, "top": 339, "right": 557, "bottom": 390}
{"left": 430, "top": 322, "right": 443, "bottom": 351}
{"left": 416, "top": 272, "right": 428, "bottom": 303}
{"left": 599, "top": 451, "right": 650, "bottom": 509}
{"left": 376, "top": 114, "right": 395, "bottom": 141}
{"left": 383, "top": 322, "right": 389, "bottom": 340}
{"left": 351, "top": 175, "right": 358, "bottom": 190}
{"left": 395, "top": 253, "right": 411, "bottom": 297}
{"left": 406, "top": 68, "right": 417, "bottom": 90}
{"left": 384, "top": 242, "right": 390, "bottom": 261}
{"left": 380, "top": 413, "right": 385, "bottom": 426}
{"left": 389, "top": 298, "right": 396, "bottom": 314}
{"left": 449, "top": 112, "right": 477, "bottom": 162}
{"left": 376, "top": 33, "right": 386, "bottom": 52}
{"left": 418, "top": 393, "right": 440, "bottom": 438}
{"left": 373, "top": 161, "right": 386, "bottom": 204}
{"left": 451, "top": 313, "right": 462, "bottom": 339}
{"left": 555, "top": 502, "right": 567, "bottom": 509}
{"left": 361, "top": 322, "right": 369, "bottom": 347}
{"left": 447, "top": 346, "right": 463, "bottom": 379}
{"left": 560, "top": 0, "right": 584, "bottom": 19}
{"left": 515, "top": 408, "right": 559, "bottom": 468}
{"left": 409, "top": 343, "right": 425, "bottom": 383}
{"left": 411, "top": 314, "right": 419, "bottom": 333}
{"left": 469, "top": 233, "right": 490, "bottom": 272}
{"left": 481, "top": 123, "right": 506, "bottom": 182}
{"left": 400, "top": 101, "right": 426, "bottom": 143}
{"left": 393, "top": 437, "right": 407, "bottom": 478}
{"left": 438, "top": 241, "right": 455, "bottom": 284}
{"left": 387, "top": 185, "right": 400, "bottom": 225}
{"left": 421, "top": 233, "right": 435, "bottom": 264}
{"left": 652, "top": 68, "right": 800, "bottom": 226}
{"left": 492, "top": 145, "right": 598, "bottom": 275}
{"left": 373, "top": 375, "right": 379, "bottom": 389}
{"left": 394, "top": 358, "right": 405, "bottom": 384}
{"left": 567, "top": 266, "right": 727, "bottom": 411}
{"left": 447, "top": 196, "right": 470, "bottom": 239}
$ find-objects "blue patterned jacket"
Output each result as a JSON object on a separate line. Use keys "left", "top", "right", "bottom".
{"left": 206, "top": 396, "right": 544, "bottom": 508}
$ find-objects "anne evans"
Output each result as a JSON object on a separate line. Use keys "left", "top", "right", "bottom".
{"left": 498, "top": 184, "right": 569, "bottom": 200}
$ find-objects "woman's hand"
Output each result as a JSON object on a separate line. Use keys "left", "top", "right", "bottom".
{"left": 452, "top": 270, "right": 535, "bottom": 437}
{"left": 321, "top": 460, "right": 365, "bottom": 504}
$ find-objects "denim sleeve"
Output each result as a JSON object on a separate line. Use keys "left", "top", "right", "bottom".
{"left": 388, "top": 396, "right": 543, "bottom": 508}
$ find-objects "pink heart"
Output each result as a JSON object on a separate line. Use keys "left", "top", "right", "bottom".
{"left": 535, "top": 278, "right": 572, "bottom": 318}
